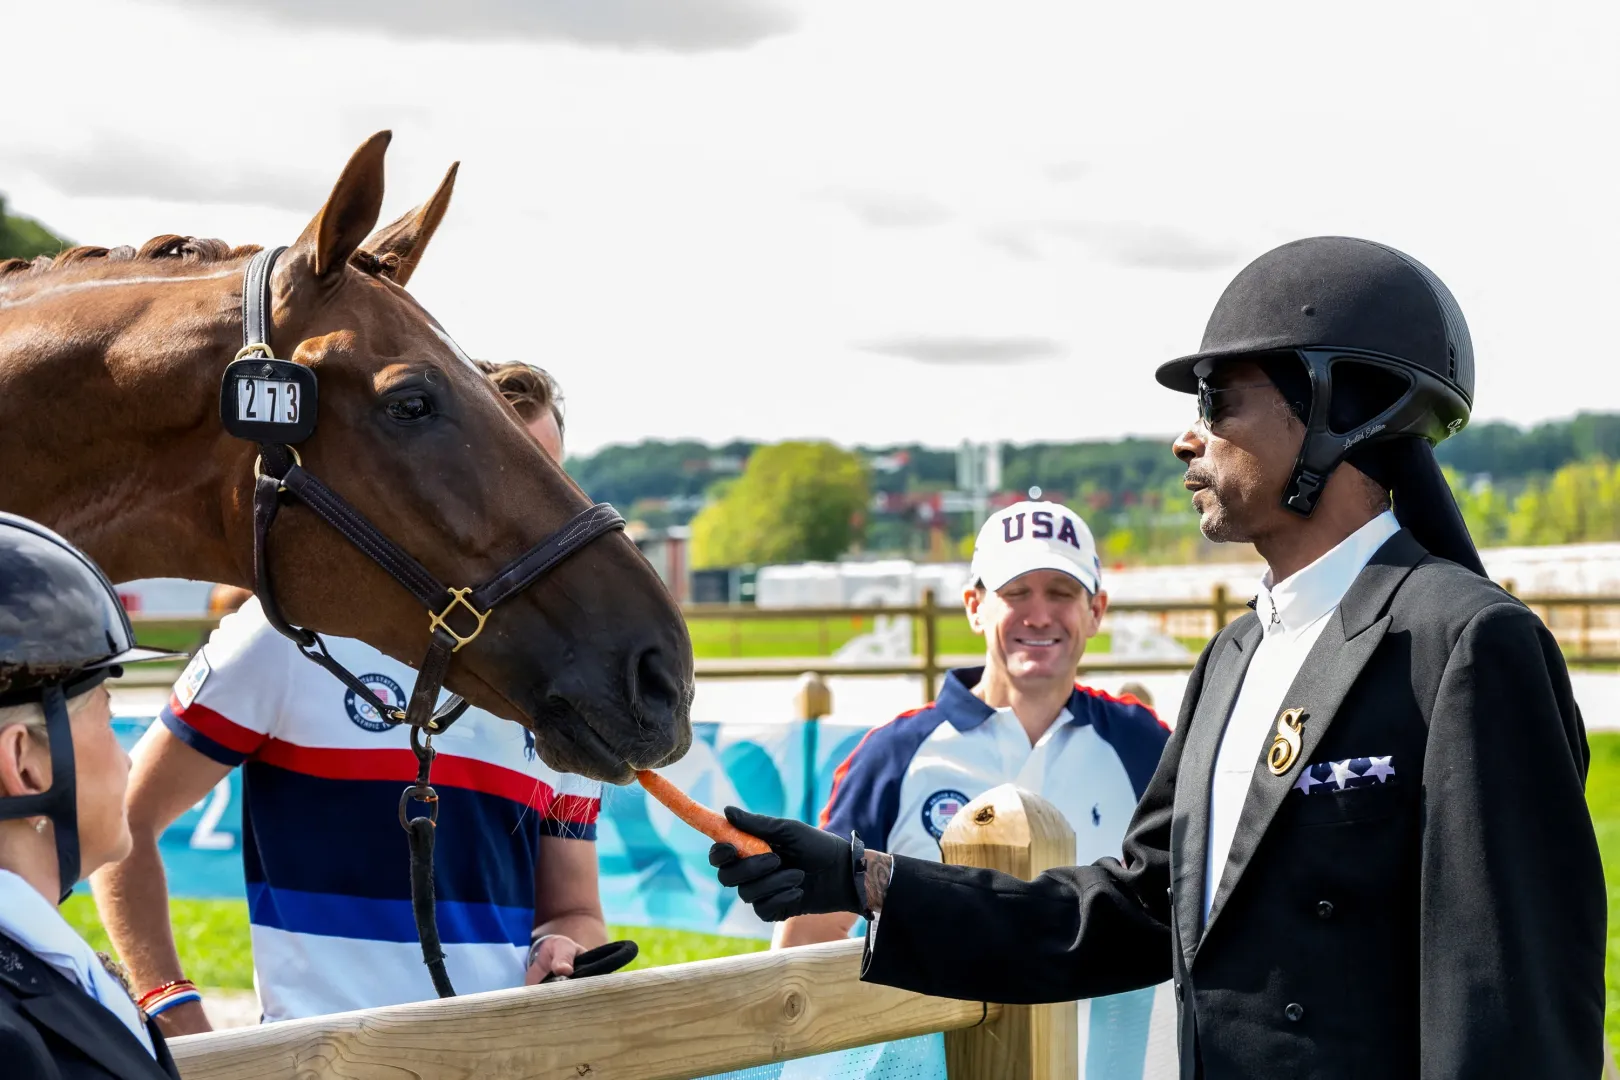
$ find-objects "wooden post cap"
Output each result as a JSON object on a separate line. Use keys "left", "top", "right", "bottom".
{"left": 940, "top": 784, "right": 1075, "bottom": 875}
{"left": 794, "top": 671, "right": 833, "bottom": 720}
{"left": 941, "top": 785, "right": 1078, "bottom": 1079}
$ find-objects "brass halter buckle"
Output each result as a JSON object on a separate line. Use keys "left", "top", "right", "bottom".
{"left": 252, "top": 445, "right": 302, "bottom": 494}
{"left": 429, "top": 587, "right": 490, "bottom": 652}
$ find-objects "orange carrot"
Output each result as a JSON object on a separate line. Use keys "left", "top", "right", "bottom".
{"left": 635, "top": 770, "right": 771, "bottom": 857}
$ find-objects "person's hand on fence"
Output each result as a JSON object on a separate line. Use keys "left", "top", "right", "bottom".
{"left": 525, "top": 933, "right": 585, "bottom": 983}
{"left": 526, "top": 936, "right": 640, "bottom": 983}
{"left": 709, "top": 807, "right": 865, "bottom": 921}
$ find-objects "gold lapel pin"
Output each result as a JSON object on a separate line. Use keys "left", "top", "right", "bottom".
{"left": 1268, "top": 708, "right": 1306, "bottom": 776}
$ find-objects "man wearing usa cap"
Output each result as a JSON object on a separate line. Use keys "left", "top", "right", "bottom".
{"left": 710, "top": 238, "right": 1604, "bottom": 1079}
{"left": 780, "top": 501, "right": 1172, "bottom": 1071}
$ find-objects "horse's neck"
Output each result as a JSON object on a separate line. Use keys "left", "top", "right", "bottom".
{"left": 0, "top": 284, "right": 246, "bottom": 586}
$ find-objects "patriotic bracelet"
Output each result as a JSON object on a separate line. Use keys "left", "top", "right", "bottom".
{"left": 145, "top": 989, "right": 203, "bottom": 1017}
{"left": 137, "top": 978, "right": 199, "bottom": 1015}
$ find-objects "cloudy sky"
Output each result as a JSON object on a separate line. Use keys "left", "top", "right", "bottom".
{"left": 3, "top": 0, "right": 1616, "bottom": 454}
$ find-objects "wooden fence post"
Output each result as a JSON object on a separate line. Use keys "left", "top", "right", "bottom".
{"left": 941, "top": 784, "right": 1078, "bottom": 1080}
{"left": 1211, "top": 583, "right": 1230, "bottom": 632}
{"left": 794, "top": 673, "right": 832, "bottom": 823}
{"left": 920, "top": 587, "right": 940, "bottom": 703}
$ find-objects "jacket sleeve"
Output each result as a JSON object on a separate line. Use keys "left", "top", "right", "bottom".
{"left": 857, "top": 638, "right": 1215, "bottom": 1004}
{"left": 1418, "top": 602, "right": 1606, "bottom": 1078}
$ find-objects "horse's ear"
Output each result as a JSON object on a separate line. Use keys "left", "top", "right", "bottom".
{"left": 291, "top": 130, "right": 391, "bottom": 280}
{"left": 358, "top": 161, "right": 458, "bottom": 287}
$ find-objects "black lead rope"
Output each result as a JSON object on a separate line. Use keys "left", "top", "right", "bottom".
{"left": 400, "top": 727, "right": 454, "bottom": 998}
{"left": 228, "top": 246, "right": 627, "bottom": 997}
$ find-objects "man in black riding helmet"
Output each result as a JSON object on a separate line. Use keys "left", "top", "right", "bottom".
{"left": 708, "top": 237, "right": 1606, "bottom": 1079}
{"left": 0, "top": 512, "right": 184, "bottom": 1079}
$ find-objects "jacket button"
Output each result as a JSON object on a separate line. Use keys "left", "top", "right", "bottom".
{"left": 1316, "top": 900, "right": 1334, "bottom": 919}
{"left": 1285, "top": 1003, "right": 1304, "bottom": 1022}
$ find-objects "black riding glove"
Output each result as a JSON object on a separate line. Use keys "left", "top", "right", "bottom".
{"left": 708, "top": 807, "right": 867, "bottom": 923}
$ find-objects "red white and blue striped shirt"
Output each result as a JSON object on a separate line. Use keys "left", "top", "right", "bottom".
{"left": 154, "top": 598, "right": 600, "bottom": 1021}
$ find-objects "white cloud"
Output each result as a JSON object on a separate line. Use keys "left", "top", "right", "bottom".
{"left": 0, "top": 0, "right": 1615, "bottom": 457}
{"left": 131, "top": 0, "right": 797, "bottom": 51}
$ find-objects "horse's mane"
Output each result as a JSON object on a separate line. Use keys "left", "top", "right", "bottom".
{"left": 0, "top": 236, "right": 395, "bottom": 280}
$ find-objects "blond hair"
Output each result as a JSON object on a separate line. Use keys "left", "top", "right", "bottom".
{"left": 475, "top": 360, "right": 565, "bottom": 437}
{"left": 0, "top": 688, "right": 100, "bottom": 745}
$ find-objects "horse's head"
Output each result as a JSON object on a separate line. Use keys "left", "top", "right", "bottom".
{"left": 233, "top": 132, "right": 692, "bottom": 781}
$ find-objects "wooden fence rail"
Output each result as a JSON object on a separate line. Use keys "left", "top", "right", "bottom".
{"left": 119, "top": 585, "right": 1620, "bottom": 703}
{"left": 170, "top": 784, "right": 1076, "bottom": 1080}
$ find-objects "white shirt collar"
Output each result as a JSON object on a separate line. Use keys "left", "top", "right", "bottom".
{"left": 0, "top": 869, "right": 155, "bottom": 1056}
{"left": 1256, "top": 510, "right": 1400, "bottom": 635}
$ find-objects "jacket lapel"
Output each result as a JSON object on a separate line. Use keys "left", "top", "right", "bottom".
{"left": 20, "top": 981, "right": 171, "bottom": 1080}
{"left": 1171, "top": 614, "right": 1263, "bottom": 969}
{"left": 1196, "top": 529, "right": 1426, "bottom": 948}
{"left": 150, "top": 1017, "right": 181, "bottom": 1079}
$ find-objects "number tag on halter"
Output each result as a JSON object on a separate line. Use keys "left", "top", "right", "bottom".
{"left": 220, "top": 358, "right": 318, "bottom": 443}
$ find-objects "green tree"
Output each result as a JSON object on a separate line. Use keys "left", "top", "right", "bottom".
{"left": 0, "top": 195, "right": 69, "bottom": 261}
{"left": 1506, "top": 458, "right": 1620, "bottom": 545}
{"left": 689, "top": 442, "right": 869, "bottom": 568}
{"left": 1443, "top": 466, "right": 1512, "bottom": 548}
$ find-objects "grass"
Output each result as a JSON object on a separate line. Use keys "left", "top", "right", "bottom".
{"left": 61, "top": 732, "right": 1620, "bottom": 1047}
{"left": 58, "top": 895, "right": 764, "bottom": 991}
{"left": 1588, "top": 734, "right": 1620, "bottom": 1050}
{"left": 138, "top": 613, "right": 1186, "bottom": 665}
{"left": 684, "top": 616, "right": 1135, "bottom": 660}
{"left": 63, "top": 897, "right": 257, "bottom": 989}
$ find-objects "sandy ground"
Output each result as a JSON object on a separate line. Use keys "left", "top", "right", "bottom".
{"left": 198, "top": 989, "right": 262, "bottom": 1029}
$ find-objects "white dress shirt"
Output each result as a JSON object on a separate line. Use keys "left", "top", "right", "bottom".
{"left": 1203, "top": 510, "right": 1400, "bottom": 921}
{"left": 0, "top": 868, "right": 156, "bottom": 1056}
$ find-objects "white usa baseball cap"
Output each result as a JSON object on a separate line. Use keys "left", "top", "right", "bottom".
{"left": 970, "top": 501, "right": 1102, "bottom": 593}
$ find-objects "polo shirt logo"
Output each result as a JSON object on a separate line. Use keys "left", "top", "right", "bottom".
{"left": 344, "top": 673, "right": 407, "bottom": 733}
{"left": 922, "top": 789, "right": 970, "bottom": 840}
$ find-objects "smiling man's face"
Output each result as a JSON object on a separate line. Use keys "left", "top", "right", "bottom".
{"left": 966, "top": 569, "right": 1104, "bottom": 686}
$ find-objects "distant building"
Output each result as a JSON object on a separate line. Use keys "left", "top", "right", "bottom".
{"left": 629, "top": 523, "right": 692, "bottom": 603}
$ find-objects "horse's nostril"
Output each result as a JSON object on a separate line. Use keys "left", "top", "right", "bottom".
{"left": 631, "top": 646, "right": 682, "bottom": 720}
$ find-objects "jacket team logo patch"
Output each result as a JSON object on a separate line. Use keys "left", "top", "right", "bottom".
{"left": 345, "top": 673, "right": 407, "bottom": 733}
{"left": 922, "top": 789, "right": 970, "bottom": 839}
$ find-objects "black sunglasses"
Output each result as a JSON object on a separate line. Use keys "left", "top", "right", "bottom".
{"left": 1195, "top": 379, "right": 1274, "bottom": 428}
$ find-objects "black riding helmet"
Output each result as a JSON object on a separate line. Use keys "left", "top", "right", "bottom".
{"left": 0, "top": 512, "right": 181, "bottom": 900}
{"left": 1158, "top": 236, "right": 1486, "bottom": 576}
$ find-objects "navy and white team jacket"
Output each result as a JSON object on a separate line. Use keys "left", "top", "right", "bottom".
{"left": 822, "top": 667, "right": 1169, "bottom": 864}
{"left": 820, "top": 667, "right": 1176, "bottom": 1075}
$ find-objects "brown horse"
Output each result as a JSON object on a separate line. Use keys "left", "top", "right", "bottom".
{"left": 0, "top": 131, "right": 692, "bottom": 782}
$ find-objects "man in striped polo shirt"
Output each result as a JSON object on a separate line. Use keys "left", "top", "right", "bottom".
{"left": 92, "top": 363, "right": 611, "bottom": 1032}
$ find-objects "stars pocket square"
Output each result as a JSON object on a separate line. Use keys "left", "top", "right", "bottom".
{"left": 1292, "top": 755, "right": 1396, "bottom": 795}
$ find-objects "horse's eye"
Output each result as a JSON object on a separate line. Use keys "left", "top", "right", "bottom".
{"left": 386, "top": 395, "right": 433, "bottom": 423}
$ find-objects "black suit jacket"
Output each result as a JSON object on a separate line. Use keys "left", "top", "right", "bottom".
{"left": 0, "top": 932, "right": 180, "bottom": 1080}
{"left": 861, "top": 531, "right": 1606, "bottom": 1079}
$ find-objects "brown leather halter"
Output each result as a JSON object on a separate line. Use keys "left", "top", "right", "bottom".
{"left": 228, "top": 246, "right": 626, "bottom": 996}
